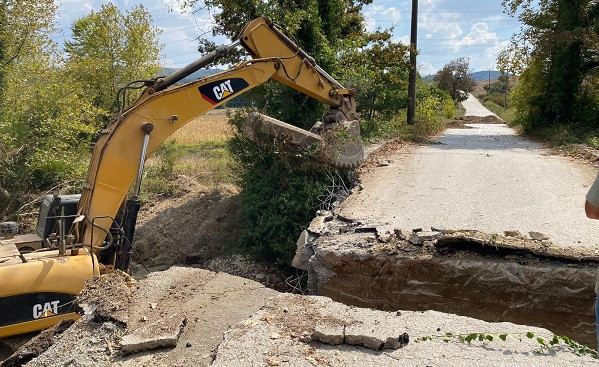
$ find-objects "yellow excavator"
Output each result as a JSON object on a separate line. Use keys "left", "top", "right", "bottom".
{"left": 0, "top": 17, "right": 363, "bottom": 338}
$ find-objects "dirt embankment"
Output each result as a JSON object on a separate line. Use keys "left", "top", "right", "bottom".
{"left": 132, "top": 175, "right": 298, "bottom": 292}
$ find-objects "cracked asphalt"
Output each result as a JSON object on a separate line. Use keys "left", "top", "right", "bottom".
{"left": 341, "top": 95, "right": 599, "bottom": 250}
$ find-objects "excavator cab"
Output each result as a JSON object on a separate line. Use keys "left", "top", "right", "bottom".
{"left": 36, "top": 194, "right": 81, "bottom": 243}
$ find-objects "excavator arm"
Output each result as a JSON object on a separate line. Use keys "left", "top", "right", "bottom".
{"left": 74, "top": 16, "right": 364, "bottom": 266}
{"left": 0, "top": 17, "right": 364, "bottom": 338}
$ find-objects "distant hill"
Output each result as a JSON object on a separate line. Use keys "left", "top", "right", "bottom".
{"left": 160, "top": 67, "right": 224, "bottom": 85}
{"left": 421, "top": 70, "right": 502, "bottom": 82}
{"left": 470, "top": 70, "right": 501, "bottom": 81}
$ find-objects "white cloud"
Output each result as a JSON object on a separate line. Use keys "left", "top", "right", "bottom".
{"left": 392, "top": 35, "right": 411, "bottom": 45}
{"left": 455, "top": 22, "right": 498, "bottom": 49}
{"left": 363, "top": 4, "right": 402, "bottom": 32}
{"left": 418, "top": 62, "right": 438, "bottom": 76}
{"left": 418, "top": 12, "right": 462, "bottom": 40}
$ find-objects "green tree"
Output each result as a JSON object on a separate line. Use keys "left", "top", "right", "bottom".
{"left": 500, "top": 0, "right": 599, "bottom": 129}
{"left": 484, "top": 73, "right": 509, "bottom": 95}
{"left": 341, "top": 31, "right": 411, "bottom": 120}
{"left": 434, "top": 58, "right": 476, "bottom": 102}
{"left": 65, "top": 3, "right": 163, "bottom": 120}
{"left": 0, "top": 0, "right": 99, "bottom": 217}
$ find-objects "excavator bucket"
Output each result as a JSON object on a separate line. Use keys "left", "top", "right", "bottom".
{"left": 242, "top": 112, "right": 364, "bottom": 169}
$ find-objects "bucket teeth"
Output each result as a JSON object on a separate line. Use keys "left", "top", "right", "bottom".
{"left": 242, "top": 112, "right": 364, "bottom": 168}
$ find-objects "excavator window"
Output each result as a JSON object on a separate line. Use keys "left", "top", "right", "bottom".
{"left": 36, "top": 194, "right": 81, "bottom": 240}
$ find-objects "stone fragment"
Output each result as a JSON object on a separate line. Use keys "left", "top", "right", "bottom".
{"left": 292, "top": 230, "right": 311, "bottom": 271}
{"left": 529, "top": 231, "right": 550, "bottom": 241}
{"left": 344, "top": 318, "right": 407, "bottom": 350}
{"left": 266, "top": 357, "right": 280, "bottom": 366}
{"left": 431, "top": 226, "right": 446, "bottom": 233}
{"left": 408, "top": 231, "right": 440, "bottom": 245}
{"left": 378, "top": 160, "right": 392, "bottom": 167}
{"left": 395, "top": 229, "right": 412, "bottom": 240}
{"left": 120, "top": 315, "right": 187, "bottom": 354}
{"left": 308, "top": 216, "right": 327, "bottom": 234}
{"left": 312, "top": 320, "right": 345, "bottom": 345}
{"left": 316, "top": 210, "right": 334, "bottom": 221}
{"left": 354, "top": 225, "right": 378, "bottom": 233}
{"left": 504, "top": 230, "right": 523, "bottom": 238}
{"left": 376, "top": 226, "right": 395, "bottom": 243}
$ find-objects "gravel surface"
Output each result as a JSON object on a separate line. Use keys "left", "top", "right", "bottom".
{"left": 340, "top": 96, "right": 599, "bottom": 250}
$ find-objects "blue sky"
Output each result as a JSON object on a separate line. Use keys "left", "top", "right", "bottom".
{"left": 52, "top": 0, "right": 522, "bottom": 75}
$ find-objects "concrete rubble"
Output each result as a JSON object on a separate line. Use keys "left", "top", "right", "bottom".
{"left": 4, "top": 267, "right": 597, "bottom": 366}
{"left": 211, "top": 294, "right": 597, "bottom": 366}
{"left": 292, "top": 215, "right": 599, "bottom": 347}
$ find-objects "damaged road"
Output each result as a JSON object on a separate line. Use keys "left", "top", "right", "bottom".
{"left": 6, "top": 269, "right": 598, "bottom": 366}
{"left": 292, "top": 97, "right": 599, "bottom": 347}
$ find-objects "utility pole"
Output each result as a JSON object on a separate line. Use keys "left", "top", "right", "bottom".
{"left": 488, "top": 68, "right": 491, "bottom": 88}
{"left": 407, "top": 0, "right": 418, "bottom": 125}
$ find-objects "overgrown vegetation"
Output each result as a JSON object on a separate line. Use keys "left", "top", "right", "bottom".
{"left": 417, "top": 330, "right": 597, "bottom": 359}
{"left": 0, "top": 2, "right": 162, "bottom": 221}
{"left": 498, "top": 0, "right": 599, "bottom": 145}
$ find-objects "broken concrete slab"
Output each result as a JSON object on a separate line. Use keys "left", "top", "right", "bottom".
{"left": 395, "top": 229, "right": 411, "bottom": 240}
{"left": 299, "top": 219, "right": 599, "bottom": 347}
{"left": 23, "top": 267, "right": 279, "bottom": 367}
{"left": 2, "top": 320, "right": 74, "bottom": 367}
{"left": 120, "top": 314, "right": 187, "bottom": 354}
{"left": 312, "top": 319, "right": 345, "bottom": 345}
{"left": 211, "top": 294, "right": 598, "bottom": 366}
{"left": 408, "top": 231, "right": 441, "bottom": 245}
{"left": 292, "top": 230, "right": 311, "bottom": 270}
{"left": 504, "top": 230, "right": 524, "bottom": 238}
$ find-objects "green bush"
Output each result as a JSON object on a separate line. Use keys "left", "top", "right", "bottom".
{"left": 227, "top": 109, "right": 331, "bottom": 264}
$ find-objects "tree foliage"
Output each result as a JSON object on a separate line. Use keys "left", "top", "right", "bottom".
{"left": 0, "top": 2, "right": 163, "bottom": 219}
{"left": 499, "top": 0, "right": 599, "bottom": 130}
{"left": 65, "top": 4, "right": 163, "bottom": 120}
{"left": 434, "top": 58, "right": 476, "bottom": 102}
{"left": 341, "top": 31, "right": 411, "bottom": 119}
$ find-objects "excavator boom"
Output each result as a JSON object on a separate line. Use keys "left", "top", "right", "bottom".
{"left": 0, "top": 16, "right": 364, "bottom": 338}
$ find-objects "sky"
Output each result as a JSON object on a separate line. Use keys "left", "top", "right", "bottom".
{"left": 52, "top": 0, "right": 523, "bottom": 76}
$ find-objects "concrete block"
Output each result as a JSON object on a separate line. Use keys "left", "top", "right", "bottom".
{"left": 344, "top": 316, "right": 406, "bottom": 350}
{"left": 408, "top": 231, "right": 440, "bottom": 245}
{"left": 312, "top": 320, "right": 344, "bottom": 345}
{"left": 120, "top": 315, "right": 187, "bottom": 354}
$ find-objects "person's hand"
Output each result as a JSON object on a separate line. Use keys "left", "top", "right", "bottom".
{"left": 585, "top": 200, "right": 599, "bottom": 219}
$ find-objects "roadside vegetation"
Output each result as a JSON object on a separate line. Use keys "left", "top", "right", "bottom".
{"left": 180, "top": 0, "right": 461, "bottom": 263}
{"left": 0, "top": 1, "right": 162, "bottom": 221}
{"left": 494, "top": 0, "right": 599, "bottom": 148}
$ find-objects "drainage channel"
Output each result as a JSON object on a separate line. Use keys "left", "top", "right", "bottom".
{"left": 295, "top": 220, "right": 599, "bottom": 347}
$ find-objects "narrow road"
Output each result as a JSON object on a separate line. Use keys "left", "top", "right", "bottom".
{"left": 341, "top": 95, "right": 599, "bottom": 249}
{"left": 461, "top": 93, "right": 499, "bottom": 117}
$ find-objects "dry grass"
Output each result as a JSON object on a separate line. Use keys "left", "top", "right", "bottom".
{"left": 144, "top": 108, "right": 238, "bottom": 196}
{"left": 170, "top": 109, "right": 234, "bottom": 144}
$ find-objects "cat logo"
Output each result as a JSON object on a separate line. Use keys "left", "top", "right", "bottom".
{"left": 199, "top": 78, "right": 249, "bottom": 105}
{"left": 33, "top": 301, "right": 60, "bottom": 319}
{"left": 213, "top": 80, "right": 234, "bottom": 101}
